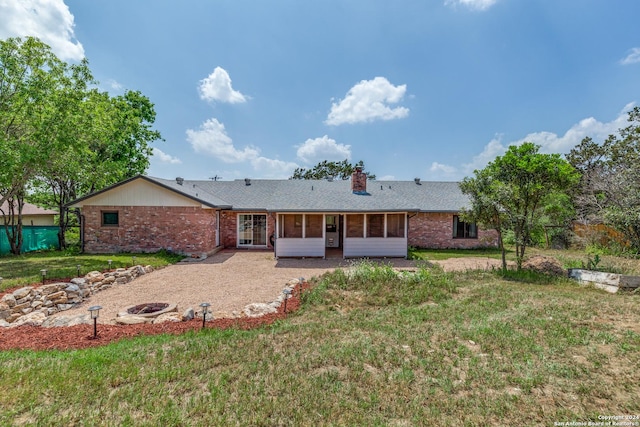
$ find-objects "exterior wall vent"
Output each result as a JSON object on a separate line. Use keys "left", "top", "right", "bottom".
{"left": 176, "top": 177, "right": 184, "bottom": 185}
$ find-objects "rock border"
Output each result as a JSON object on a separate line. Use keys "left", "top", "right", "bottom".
{"left": 0, "top": 265, "right": 154, "bottom": 328}
{"left": 1, "top": 270, "right": 305, "bottom": 329}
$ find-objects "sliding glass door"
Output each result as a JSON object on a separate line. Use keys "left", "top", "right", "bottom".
{"left": 238, "top": 214, "right": 267, "bottom": 246}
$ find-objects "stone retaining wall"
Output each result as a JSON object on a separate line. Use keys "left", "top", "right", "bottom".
{"left": 0, "top": 265, "right": 153, "bottom": 328}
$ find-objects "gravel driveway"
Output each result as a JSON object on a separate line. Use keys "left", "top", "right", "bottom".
{"left": 51, "top": 250, "right": 499, "bottom": 324}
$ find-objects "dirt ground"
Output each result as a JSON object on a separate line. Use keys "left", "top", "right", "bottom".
{"left": 50, "top": 250, "right": 504, "bottom": 324}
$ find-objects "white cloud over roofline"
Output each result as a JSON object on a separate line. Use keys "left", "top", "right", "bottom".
{"left": 296, "top": 135, "right": 351, "bottom": 164}
{"left": 198, "top": 67, "right": 248, "bottom": 104}
{"left": 250, "top": 157, "right": 299, "bottom": 179}
{"left": 326, "top": 77, "right": 409, "bottom": 126}
{"left": 187, "top": 118, "right": 260, "bottom": 163}
{"left": 0, "top": 0, "right": 84, "bottom": 61}
{"left": 152, "top": 148, "right": 182, "bottom": 164}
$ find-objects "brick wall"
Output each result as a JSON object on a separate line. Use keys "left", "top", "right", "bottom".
{"left": 82, "top": 206, "right": 218, "bottom": 254}
{"left": 408, "top": 212, "right": 498, "bottom": 249}
{"left": 219, "top": 211, "right": 275, "bottom": 249}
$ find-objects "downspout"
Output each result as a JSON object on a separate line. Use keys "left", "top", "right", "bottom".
{"left": 80, "top": 214, "right": 85, "bottom": 253}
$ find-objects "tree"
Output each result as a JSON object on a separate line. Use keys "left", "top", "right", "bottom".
{"left": 1, "top": 37, "right": 163, "bottom": 251}
{"left": 31, "top": 86, "right": 163, "bottom": 249}
{"left": 291, "top": 159, "right": 376, "bottom": 180}
{"left": 568, "top": 107, "right": 640, "bottom": 251}
{"left": 460, "top": 143, "right": 579, "bottom": 270}
{"left": 1, "top": 37, "right": 94, "bottom": 253}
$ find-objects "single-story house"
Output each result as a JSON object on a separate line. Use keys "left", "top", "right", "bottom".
{"left": 67, "top": 168, "right": 498, "bottom": 258}
{"left": 0, "top": 201, "right": 57, "bottom": 226}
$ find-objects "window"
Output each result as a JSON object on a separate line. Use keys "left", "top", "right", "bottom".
{"left": 239, "top": 214, "right": 267, "bottom": 245}
{"left": 346, "top": 214, "right": 364, "bottom": 238}
{"left": 305, "top": 214, "right": 323, "bottom": 238}
{"left": 366, "top": 214, "right": 384, "bottom": 237}
{"left": 279, "top": 214, "right": 302, "bottom": 238}
{"left": 453, "top": 215, "right": 477, "bottom": 239}
{"left": 387, "top": 214, "right": 405, "bottom": 238}
{"left": 101, "top": 211, "right": 119, "bottom": 227}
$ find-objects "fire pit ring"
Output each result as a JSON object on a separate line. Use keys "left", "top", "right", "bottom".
{"left": 118, "top": 302, "right": 178, "bottom": 319}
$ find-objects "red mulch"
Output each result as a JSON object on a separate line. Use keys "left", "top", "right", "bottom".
{"left": 0, "top": 283, "right": 308, "bottom": 351}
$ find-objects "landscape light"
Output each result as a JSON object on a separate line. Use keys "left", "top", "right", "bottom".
{"left": 88, "top": 305, "right": 102, "bottom": 339}
{"left": 283, "top": 288, "right": 292, "bottom": 313}
{"left": 200, "top": 302, "right": 211, "bottom": 329}
{"left": 41, "top": 269, "right": 47, "bottom": 286}
{"left": 76, "top": 264, "right": 81, "bottom": 277}
{"left": 107, "top": 259, "right": 112, "bottom": 270}
{"left": 132, "top": 256, "right": 137, "bottom": 266}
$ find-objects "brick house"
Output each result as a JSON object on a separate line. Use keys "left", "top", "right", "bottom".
{"left": 68, "top": 169, "right": 497, "bottom": 258}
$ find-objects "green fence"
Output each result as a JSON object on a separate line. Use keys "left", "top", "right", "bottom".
{"left": 0, "top": 226, "right": 60, "bottom": 254}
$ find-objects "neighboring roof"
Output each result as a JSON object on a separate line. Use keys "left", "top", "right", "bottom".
{"left": 69, "top": 175, "right": 470, "bottom": 213}
{"left": 0, "top": 201, "right": 57, "bottom": 216}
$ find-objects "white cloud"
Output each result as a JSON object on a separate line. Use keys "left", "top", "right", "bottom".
{"left": 430, "top": 162, "right": 457, "bottom": 175}
{"left": 445, "top": 0, "right": 498, "bottom": 11}
{"left": 152, "top": 148, "right": 182, "bottom": 164}
{"left": 511, "top": 103, "right": 633, "bottom": 154}
{"left": 250, "top": 157, "right": 299, "bottom": 179}
{"left": 326, "top": 77, "right": 409, "bottom": 125}
{"left": 621, "top": 48, "right": 640, "bottom": 65}
{"left": 377, "top": 175, "right": 396, "bottom": 181}
{"left": 198, "top": 67, "right": 247, "bottom": 104}
{"left": 423, "top": 103, "right": 636, "bottom": 181}
{"left": 462, "top": 136, "right": 508, "bottom": 175}
{"left": 296, "top": 135, "right": 351, "bottom": 164}
{"left": 0, "top": 0, "right": 84, "bottom": 61}
{"left": 186, "top": 118, "right": 260, "bottom": 163}
{"left": 106, "top": 79, "right": 124, "bottom": 92}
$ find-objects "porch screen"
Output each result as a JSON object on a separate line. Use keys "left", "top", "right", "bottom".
{"left": 279, "top": 214, "right": 302, "bottom": 238}
{"left": 366, "top": 214, "right": 384, "bottom": 237}
{"left": 346, "top": 214, "right": 364, "bottom": 238}
{"left": 387, "top": 214, "right": 405, "bottom": 238}
{"left": 305, "top": 214, "right": 323, "bottom": 238}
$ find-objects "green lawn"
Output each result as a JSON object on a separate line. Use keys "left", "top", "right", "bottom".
{"left": 1, "top": 260, "right": 638, "bottom": 425}
{"left": 0, "top": 250, "right": 184, "bottom": 292}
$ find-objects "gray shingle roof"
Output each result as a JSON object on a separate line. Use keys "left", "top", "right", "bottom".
{"left": 147, "top": 176, "right": 469, "bottom": 212}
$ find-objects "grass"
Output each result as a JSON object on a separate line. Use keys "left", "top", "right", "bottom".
{"left": 1, "top": 260, "right": 639, "bottom": 425}
{"left": 0, "top": 250, "right": 184, "bottom": 292}
{"left": 409, "top": 246, "right": 505, "bottom": 261}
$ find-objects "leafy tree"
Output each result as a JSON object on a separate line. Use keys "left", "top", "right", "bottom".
{"left": 291, "top": 159, "right": 376, "bottom": 180}
{"left": 31, "top": 86, "right": 163, "bottom": 249}
{"left": 1, "top": 37, "right": 163, "bottom": 251}
{"left": 460, "top": 143, "right": 579, "bottom": 270}
{"left": 568, "top": 107, "right": 640, "bottom": 251}
{"left": 0, "top": 37, "right": 93, "bottom": 253}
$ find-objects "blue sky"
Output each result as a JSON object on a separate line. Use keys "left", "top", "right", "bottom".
{"left": 2, "top": 0, "right": 639, "bottom": 182}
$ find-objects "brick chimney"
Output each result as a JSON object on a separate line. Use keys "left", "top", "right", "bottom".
{"left": 351, "top": 166, "right": 367, "bottom": 194}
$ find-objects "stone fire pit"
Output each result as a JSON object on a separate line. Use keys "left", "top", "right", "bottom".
{"left": 118, "top": 302, "right": 177, "bottom": 319}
